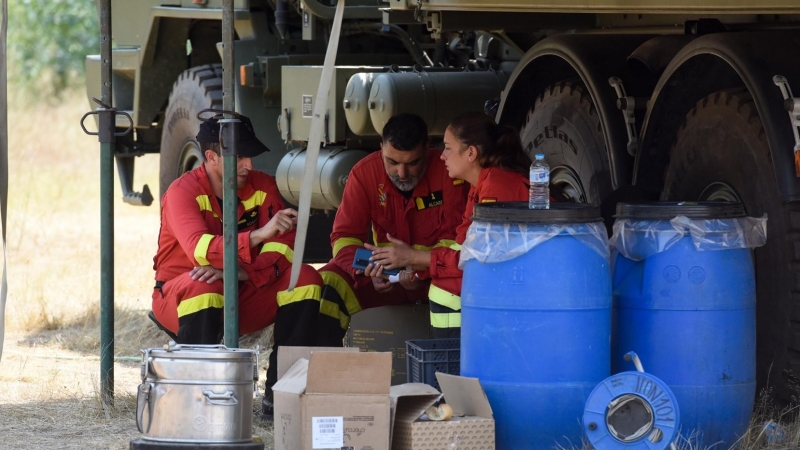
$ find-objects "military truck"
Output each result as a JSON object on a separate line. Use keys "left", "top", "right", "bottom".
{"left": 86, "top": 0, "right": 800, "bottom": 406}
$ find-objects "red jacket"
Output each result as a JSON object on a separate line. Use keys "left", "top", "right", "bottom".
{"left": 430, "top": 166, "right": 530, "bottom": 286}
{"left": 154, "top": 164, "right": 294, "bottom": 289}
{"left": 330, "top": 149, "right": 469, "bottom": 288}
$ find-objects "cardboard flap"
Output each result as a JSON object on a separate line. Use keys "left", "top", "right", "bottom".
{"left": 307, "top": 351, "right": 392, "bottom": 395}
{"left": 390, "top": 383, "right": 442, "bottom": 426}
{"left": 272, "top": 358, "right": 309, "bottom": 395}
{"left": 277, "top": 346, "right": 359, "bottom": 380}
{"left": 436, "top": 373, "right": 494, "bottom": 418}
{"left": 389, "top": 383, "right": 442, "bottom": 445}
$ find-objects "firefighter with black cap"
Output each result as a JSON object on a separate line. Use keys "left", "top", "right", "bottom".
{"left": 151, "top": 114, "right": 323, "bottom": 417}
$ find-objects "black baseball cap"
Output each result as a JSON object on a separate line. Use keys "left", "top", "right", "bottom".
{"left": 196, "top": 115, "right": 270, "bottom": 157}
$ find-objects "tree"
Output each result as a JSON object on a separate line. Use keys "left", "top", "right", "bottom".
{"left": 8, "top": 0, "right": 98, "bottom": 96}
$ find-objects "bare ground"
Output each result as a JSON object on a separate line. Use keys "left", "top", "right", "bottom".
{"left": 0, "top": 328, "right": 276, "bottom": 449}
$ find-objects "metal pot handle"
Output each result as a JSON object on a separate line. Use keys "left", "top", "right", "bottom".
{"left": 203, "top": 389, "right": 239, "bottom": 406}
{"left": 140, "top": 349, "right": 150, "bottom": 381}
{"left": 136, "top": 382, "right": 153, "bottom": 433}
{"left": 163, "top": 341, "right": 227, "bottom": 351}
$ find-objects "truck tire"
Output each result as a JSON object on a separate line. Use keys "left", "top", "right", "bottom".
{"left": 662, "top": 88, "right": 797, "bottom": 406}
{"left": 519, "top": 81, "right": 613, "bottom": 205}
{"left": 159, "top": 64, "right": 223, "bottom": 199}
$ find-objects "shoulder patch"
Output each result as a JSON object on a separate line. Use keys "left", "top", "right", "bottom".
{"left": 378, "top": 183, "right": 387, "bottom": 207}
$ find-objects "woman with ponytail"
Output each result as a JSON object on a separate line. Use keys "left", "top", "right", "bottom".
{"left": 369, "top": 111, "right": 542, "bottom": 338}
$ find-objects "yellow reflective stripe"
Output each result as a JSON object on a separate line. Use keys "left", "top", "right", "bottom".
{"left": 430, "top": 312, "right": 462, "bottom": 329}
{"left": 194, "top": 234, "right": 214, "bottom": 265}
{"left": 320, "top": 298, "right": 351, "bottom": 330}
{"left": 434, "top": 239, "right": 457, "bottom": 249}
{"left": 333, "top": 237, "right": 364, "bottom": 257}
{"left": 196, "top": 195, "right": 213, "bottom": 212}
{"left": 277, "top": 284, "right": 321, "bottom": 307}
{"left": 450, "top": 242, "right": 462, "bottom": 251}
{"left": 196, "top": 195, "right": 219, "bottom": 218}
{"left": 260, "top": 242, "right": 294, "bottom": 263}
{"left": 428, "top": 284, "right": 461, "bottom": 311}
{"left": 370, "top": 227, "right": 392, "bottom": 248}
{"left": 241, "top": 190, "right": 267, "bottom": 210}
{"left": 177, "top": 293, "right": 224, "bottom": 317}
{"left": 369, "top": 237, "right": 455, "bottom": 252}
{"left": 321, "top": 270, "right": 362, "bottom": 316}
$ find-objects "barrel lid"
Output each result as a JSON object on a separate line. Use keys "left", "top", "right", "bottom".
{"left": 615, "top": 201, "right": 745, "bottom": 220}
{"left": 472, "top": 202, "right": 602, "bottom": 224}
{"left": 583, "top": 371, "right": 680, "bottom": 450}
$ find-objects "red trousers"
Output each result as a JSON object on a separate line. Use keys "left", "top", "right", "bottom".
{"left": 153, "top": 264, "right": 322, "bottom": 336}
{"left": 152, "top": 264, "right": 323, "bottom": 389}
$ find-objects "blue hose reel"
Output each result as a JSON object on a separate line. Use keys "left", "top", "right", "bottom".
{"left": 584, "top": 355, "right": 680, "bottom": 450}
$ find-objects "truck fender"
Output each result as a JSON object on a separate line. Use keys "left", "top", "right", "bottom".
{"left": 635, "top": 31, "right": 800, "bottom": 201}
{"left": 497, "top": 34, "right": 653, "bottom": 190}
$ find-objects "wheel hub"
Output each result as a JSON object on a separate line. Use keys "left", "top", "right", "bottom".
{"left": 550, "top": 165, "right": 587, "bottom": 203}
{"left": 698, "top": 182, "right": 741, "bottom": 203}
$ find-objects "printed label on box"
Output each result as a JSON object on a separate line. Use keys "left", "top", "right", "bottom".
{"left": 311, "top": 416, "right": 343, "bottom": 449}
{"left": 302, "top": 95, "right": 313, "bottom": 118}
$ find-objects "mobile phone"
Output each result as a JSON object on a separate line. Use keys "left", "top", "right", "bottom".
{"left": 352, "top": 247, "right": 399, "bottom": 275}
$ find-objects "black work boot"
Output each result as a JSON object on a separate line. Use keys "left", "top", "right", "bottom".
{"left": 261, "top": 387, "right": 275, "bottom": 420}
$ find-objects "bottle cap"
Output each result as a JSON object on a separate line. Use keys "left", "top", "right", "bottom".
{"left": 535, "top": 153, "right": 545, "bottom": 159}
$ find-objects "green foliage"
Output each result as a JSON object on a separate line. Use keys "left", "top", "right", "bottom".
{"left": 8, "top": 0, "right": 99, "bottom": 96}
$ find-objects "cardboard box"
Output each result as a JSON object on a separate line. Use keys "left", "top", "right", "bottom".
{"left": 273, "top": 349, "right": 393, "bottom": 450}
{"left": 390, "top": 373, "right": 495, "bottom": 450}
{"left": 276, "top": 346, "right": 359, "bottom": 380}
{"left": 346, "top": 305, "right": 431, "bottom": 385}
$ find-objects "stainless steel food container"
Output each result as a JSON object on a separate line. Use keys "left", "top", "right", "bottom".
{"left": 136, "top": 342, "right": 258, "bottom": 443}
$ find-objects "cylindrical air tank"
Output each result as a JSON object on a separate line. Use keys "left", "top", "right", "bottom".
{"left": 343, "top": 69, "right": 508, "bottom": 136}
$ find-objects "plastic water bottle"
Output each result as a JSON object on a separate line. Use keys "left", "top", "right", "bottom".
{"left": 529, "top": 153, "right": 550, "bottom": 209}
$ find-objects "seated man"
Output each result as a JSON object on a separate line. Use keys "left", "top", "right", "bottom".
{"left": 317, "top": 113, "right": 469, "bottom": 344}
{"left": 151, "top": 114, "right": 322, "bottom": 416}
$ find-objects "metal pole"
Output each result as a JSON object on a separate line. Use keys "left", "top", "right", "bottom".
{"left": 221, "top": 0, "right": 239, "bottom": 348}
{"left": 98, "top": 0, "right": 115, "bottom": 405}
{"left": 0, "top": 0, "right": 8, "bottom": 362}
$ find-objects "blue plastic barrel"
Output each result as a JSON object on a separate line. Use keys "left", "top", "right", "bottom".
{"left": 612, "top": 202, "right": 756, "bottom": 448}
{"left": 461, "top": 202, "right": 611, "bottom": 449}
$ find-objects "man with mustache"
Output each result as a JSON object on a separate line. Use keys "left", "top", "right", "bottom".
{"left": 317, "top": 113, "right": 469, "bottom": 346}
{"left": 151, "top": 115, "right": 323, "bottom": 417}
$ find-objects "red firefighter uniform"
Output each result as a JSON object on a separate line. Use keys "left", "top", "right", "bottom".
{"left": 152, "top": 164, "right": 322, "bottom": 388}
{"left": 428, "top": 166, "right": 531, "bottom": 335}
{"left": 317, "top": 149, "right": 469, "bottom": 344}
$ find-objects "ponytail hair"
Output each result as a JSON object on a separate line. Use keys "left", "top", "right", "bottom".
{"left": 448, "top": 111, "right": 531, "bottom": 176}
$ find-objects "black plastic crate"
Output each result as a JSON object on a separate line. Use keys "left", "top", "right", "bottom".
{"left": 405, "top": 338, "right": 460, "bottom": 391}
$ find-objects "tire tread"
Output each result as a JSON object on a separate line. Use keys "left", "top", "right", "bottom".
{"left": 663, "top": 88, "right": 800, "bottom": 406}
